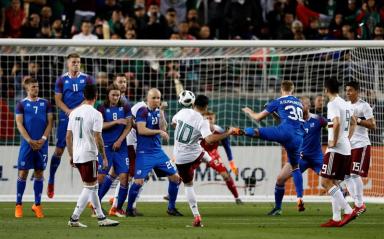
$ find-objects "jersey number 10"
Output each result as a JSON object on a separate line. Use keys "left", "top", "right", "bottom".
{"left": 175, "top": 120, "right": 193, "bottom": 144}
{"left": 75, "top": 116, "right": 83, "bottom": 139}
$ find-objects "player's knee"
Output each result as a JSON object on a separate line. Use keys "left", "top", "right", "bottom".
{"left": 119, "top": 173, "right": 128, "bottom": 186}
{"left": 221, "top": 172, "right": 230, "bottom": 181}
{"left": 276, "top": 176, "right": 286, "bottom": 185}
{"left": 168, "top": 174, "right": 181, "bottom": 184}
{"left": 34, "top": 170, "right": 44, "bottom": 179}
{"left": 54, "top": 147, "right": 64, "bottom": 157}
{"left": 18, "top": 170, "right": 28, "bottom": 180}
{"left": 320, "top": 177, "right": 333, "bottom": 190}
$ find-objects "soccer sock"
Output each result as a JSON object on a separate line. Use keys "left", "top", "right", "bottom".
{"left": 48, "top": 155, "right": 61, "bottom": 184}
{"left": 291, "top": 168, "right": 303, "bottom": 198}
{"left": 185, "top": 185, "right": 200, "bottom": 216}
{"left": 71, "top": 187, "right": 91, "bottom": 221}
{"left": 329, "top": 187, "right": 342, "bottom": 222}
{"left": 16, "top": 178, "right": 26, "bottom": 205}
{"left": 33, "top": 177, "right": 44, "bottom": 205}
{"left": 117, "top": 184, "right": 128, "bottom": 210}
{"left": 225, "top": 177, "right": 239, "bottom": 199}
{"left": 329, "top": 185, "right": 353, "bottom": 215}
{"left": 344, "top": 175, "right": 357, "bottom": 205}
{"left": 167, "top": 180, "right": 180, "bottom": 210}
{"left": 274, "top": 184, "right": 285, "bottom": 209}
{"left": 112, "top": 181, "right": 120, "bottom": 208}
{"left": 352, "top": 175, "right": 364, "bottom": 207}
{"left": 89, "top": 184, "right": 106, "bottom": 219}
{"left": 127, "top": 183, "right": 142, "bottom": 211}
{"left": 98, "top": 174, "right": 115, "bottom": 201}
{"left": 133, "top": 185, "right": 144, "bottom": 209}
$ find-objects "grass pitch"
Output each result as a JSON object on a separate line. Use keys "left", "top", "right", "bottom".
{"left": 1, "top": 202, "right": 383, "bottom": 239}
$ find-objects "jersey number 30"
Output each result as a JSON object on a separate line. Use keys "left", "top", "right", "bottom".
{"left": 285, "top": 105, "right": 304, "bottom": 122}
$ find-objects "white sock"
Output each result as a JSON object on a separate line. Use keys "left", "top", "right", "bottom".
{"left": 328, "top": 186, "right": 342, "bottom": 221}
{"left": 112, "top": 181, "right": 120, "bottom": 208}
{"left": 329, "top": 185, "right": 353, "bottom": 215}
{"left": 72, "top": 187, "right": 92, "bottom": 220}
{"left": 185, "top": 186, "right": 200, "bottom": 216}
{"left": 88, "top": 184, "right": 105, "bottom": 219}
{"left": 344, "top": 176, "right": 357, "bottom": 204}
{"left": 352, "top": 175, "right": 364, "bottom": 207}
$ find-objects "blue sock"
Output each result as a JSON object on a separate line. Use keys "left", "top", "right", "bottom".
{"left": 98, "top": 175, "right": 115, "bottom": 201}
{"left": 127, "top": 183, "right": 142, "bottom": 211}
{"left": 48, "top": 155, "right": 61, "bottom": 184}
{"left": 34, "top": 177, "right": 44, "bottom": 205}
{"left": 16, "top": 178, "right": 26, "bottom": 205}
{"left": 167, "top": 181, "right": 179, "bottom": 210}
{"left": 274, "top": 184, "right": 285, "bottom": 209}
{"left": 292, "top": 168, "right": 303, "bottom": 198}
{"left": 117, "top": 184, "right": 128, "bottom": 209}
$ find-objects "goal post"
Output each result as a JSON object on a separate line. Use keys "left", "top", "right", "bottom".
{"left": 0, "top": 39, "right": 383, "bottom": 203}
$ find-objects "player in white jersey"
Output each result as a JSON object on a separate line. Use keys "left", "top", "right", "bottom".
{"left": 345, "top": 81, "right": 376, "bottom": 216}
{"left": 66, "top": 84, "right": 119, "bottom": 228}
{"left": 172, "top": 93, "right": 237, "bottom": 227}
{"left": 320, "top": 78, "right": 357, "bottom": 227}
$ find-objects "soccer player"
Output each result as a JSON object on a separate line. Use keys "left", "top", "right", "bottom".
{"left": 173, "top": 93, "right": 237, "bottom": 227}
{"left": 319, "top": 78, "right": 357, "bottom": 227}
{"left": 200, "top": 111, "right": 242, "bottom": 204}
{"left": 241, "top": 80, "right": 305, "bottom": 215}
{"left": 47, "top": 53, "right": 95, "bottom": 198}
{"left": 66, "top": 84, "right": 119, "bottom": 228}
{"left": 96, "top": 84, "right": 132, "bottom": 216}
{"left": 126, "top": 88, "right": 181, "bottom": 217}
{"left": 113, "top": 73, "right": 129, "bottom": 104}
{"left": 345, "top": 81, "right": 376, "bottom": 215}
{"left": 15, "top": 77, "right": 53, "bottom": 218}
{"left": 267, "top": 96, "right": 327, "bottom": 215}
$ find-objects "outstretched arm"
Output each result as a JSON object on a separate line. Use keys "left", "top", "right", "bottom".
{"left": 242, "top": 107, "right": 270, "bottom": 122}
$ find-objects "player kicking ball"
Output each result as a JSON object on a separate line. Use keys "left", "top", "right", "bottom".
{"left": 172, "top": 91, "right": 239, "bottom": 227}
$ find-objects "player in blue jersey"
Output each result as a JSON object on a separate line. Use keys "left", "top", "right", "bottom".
{"left": 96, "top": 84, "right": 132, "bottom": 216}
{"left": 15, "top": 78, "right": 54, "bottom": 218}
{"left": 266, "top": 96, "right": 327, "bottom": 215}
{"left": 47, "top": 53, "right": 95, "bottom": 198}
{"left": 126, "top": 88, "right": 182, "bottom": 217}
{"left": 242, "top": 80, "right": 305, "bottom": 215}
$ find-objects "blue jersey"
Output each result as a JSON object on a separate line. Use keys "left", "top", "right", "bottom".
{"left": 55, "top": 72, "right": 95, "bottom": 118}
{"left": 265, "top": 95, "right": 304, "bottom": 132}
{"left": 15, "top": 98, "right": 53, "bottom": 142}
{"left": 135, "top": 106, "right": 162, "bottom": 154}
{"left": 97, "top": 103, "right": 132, "bottom": 146}
{"left": 301, "top": 113, "right": 327, "bottom": 158}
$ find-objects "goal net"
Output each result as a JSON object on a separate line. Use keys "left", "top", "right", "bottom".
{"left": 0, "top": 40, "right": 383, "bottom": 202}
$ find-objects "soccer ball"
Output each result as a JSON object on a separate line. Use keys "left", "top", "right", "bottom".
{"left": 178, "top": 90, "right": 195, "bottom": 107}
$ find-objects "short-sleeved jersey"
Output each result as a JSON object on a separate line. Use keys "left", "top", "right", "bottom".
{"left": 172, "top": 108, "right": 212, "bottom": 164}
{"left": 127, "top": 102, "right": 147, "bottom": 146}
{"left": 326, "top": 96, "right": 352, "bottom": 155}
{"left": 97, "top": 103, "right": 131, "bottom": 146}
{"left": 67, "top": 104, "right": 103, "bottom": 163}
{"left": 201, "top": 125, "right": 233, "bottom": 161}
{"left": 301, "top": 113, "right": 327, "bottom": 158}
{"left": 265, "top": 95, "right": 304, "bottom": 131}
{"left": 15, "top": 98, "right": 52, "bottom": 142}
{"left": 349, "top": 99, "right": 373, "bottom": 149}
{"left": 55, "top": 72, "right": 95, "bottom": 118}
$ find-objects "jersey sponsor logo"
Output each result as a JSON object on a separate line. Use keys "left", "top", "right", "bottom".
{"left": 65, "top": 80, "right": 69, "bottom": 84}
{"left": 80, "top": 79, "right": 85, "bottom": 83}
{"left": 119, "top": 107, "right": 123, "bottom": 111}
{"left": 136, "top": 170, "right": 142, "bottom": 175}
{"left": 310, "top": 123, "right": 315, "bottom": 127}
{"left": 26, "top": 103, "right": 30, "bottom": 107}
{"left": 106, "top": 109, "right": 110, "bottom": 112}
{"left": 40, "top": 102, "right": 45, "bottom": 106}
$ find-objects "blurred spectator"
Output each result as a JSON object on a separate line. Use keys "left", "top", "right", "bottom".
{"left": 276, "top": 12, "right": 294, "bottom": 39}
{"left": 342, "top": 23, "right": 356, "bottom": 39}
{"left": 96, "top": 0, "right": 122, "bottom": 21}
{"left": 51, "top": 19, "right": 63, "bottom": 38}
{"left": 0, "top": 97, "right": 14, "bottom": 141}
{"left": 291, "top": 20, "right": 305, "bottom": 40}
{"left": 133, "top": 2, "right": 146, "bottom": 39}
{"left": 356, "top": 0, "right": 381, "bottom": 39}
{"left": 21, "top": 13, "right": 40, "bottom": 38}
{"left": 199, "top": 25, "right": 211, "bottom": 40}
{"left": 125, "top": 29, "right": 137, "bottom": 39}
{"left": 373, "top": 23, "right": 384, "bottom": 40}
{"left": 96, "top": 71, "right": 109, "bottom": 100}
{"left": 316, "top": 20, "right": 335, "bottom": 40}
{"left": 143, "top": 3, "right": 167, "bottom": 39}
{"left": 296, "top": 0, "right": 332, "bottom": 29}
{"left": 125, "top": 72, "right": 141, "bottom": 101}
{"left": 40, "top": 5, "right": 52, "bottom": 24}
{"left": 267, "top": 1, "right": 286, "bottom": 33}
{"left": 164, "top": 8, "right": 178, "bottom": 38}
{"left": 187, "top": 8, "right": 200, "bottom": 39}
{"left": 329, "top": 13, "right": 344, "bottom": 39}
{"left": 37, "top": 21, "right": 51, "bottom": 38}
{"left": 108, "top": 9, "right": 124, "bottom": 38}
{"left": 160, "top": 0, "right": 187, "bottom": 25}
{"left": 178, "top": 21, "right": 195, "bottom": 40}
{"left": 3, "top": 0, "right": 26, "bottom": 38}
{"left": 71, "top": 0, "right": 97, "bottom": 33}
{"left": 344, "top": 0, "right": 360, "bottom": 25}
{"left": 72, "top": 20, "right": 98, "bottom": 40}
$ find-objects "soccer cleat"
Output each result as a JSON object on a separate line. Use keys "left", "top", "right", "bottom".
{"left": 32, "top": 204, "right": 44, "bottom": 218}
{"left": 339, "top": 211, "right": 358, "bottom": 227}
{"left": 235, "top": 198, "right": 244, "bottom": 205}
{"left": 109, "top": 207, "right": 117, "bottom": 216}
{"left": 353, "top": 203, "right": 367, "bottom": 216}
{"left": 15, "top": 204, "right": 23, "bottom": 218}
{"left": 126, "top": 209, "right": 137, "bottom": 217}
{"left": 98, "top": 218, "right": 120, "bottom": 227}
{"left": 193, "top": 215, "right": 203, "bottom": 227}
{"left": 108, "top": 197, "right": 114, "bottom": 206}
{"left": 231, "top": 127, "right": 244, "bottom": 136}
{"left": 68, "top": 218, "right": 88, "bottom": 228}
{"left": 267, "top": 207, "right": 282, "bottom": 216}
{"left": 167, "top": 208, "right": 184, "bottom": 216}
{"left": 297, "top": 198, "right": 305, "bottom": 212}
{"left": 47, "top": 184, "right": 54, "bottom": 198}
{"left": 115, "top": 209, "right": 126, "bottom": 218}
{"left": 163, "top": 195, "right": 170, "bottom": 201}
{"left": 320, "top": 219, "right": 341, "bottom": 227}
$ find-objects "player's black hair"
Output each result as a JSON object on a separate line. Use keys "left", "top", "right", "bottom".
{"left": 83, "top": 84, "right": 97, "bottom": 100}
{"left": 345, "top": 81, "right": 360, "bottom": 91}
{"left": 324, "top": 78, "right": 341, "bottom": 94}
{"left": 194, "top": 95, "right": 209, "bottom": 108}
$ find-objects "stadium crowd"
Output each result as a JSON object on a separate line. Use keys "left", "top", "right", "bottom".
{"left": 0, "top": 0, "right": 384, "bottom": 40}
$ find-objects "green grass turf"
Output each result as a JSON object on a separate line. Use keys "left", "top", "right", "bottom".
{"left": 1, "top": 202, "right": 383, "bottom": 239}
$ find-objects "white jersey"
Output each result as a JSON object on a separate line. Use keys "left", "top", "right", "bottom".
{"left": 172, "top": 108, "right": 212, "bottom": 164}
{"left": 349, "top": 99, "right": 373, "bottom": 149}
{"left": 126, "top": 101, "right": 147, "bottom": 146}
{"left": 67, "top": 104, "right": 103, "bottom": 163}
{"left": 326, "top": 96, "right": 352, "bottom": 155}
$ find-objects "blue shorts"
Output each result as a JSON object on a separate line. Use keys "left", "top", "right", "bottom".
{"left": 18, "top": 143, "right": 48, "bottom": 170}
{"left": 56, "top": 117, "right": 68, "bottom": 148}
{"left": 299, "top": 154, "right": 323, "bottom": 174}
{"left": 98, "top": 144, "right": 129, "bottom": 175}
{"left": 259, "top": 125, "right": 303, "bottom": 166}
{"left": 134, "top": 150, "right": 177, "bottom": 179}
